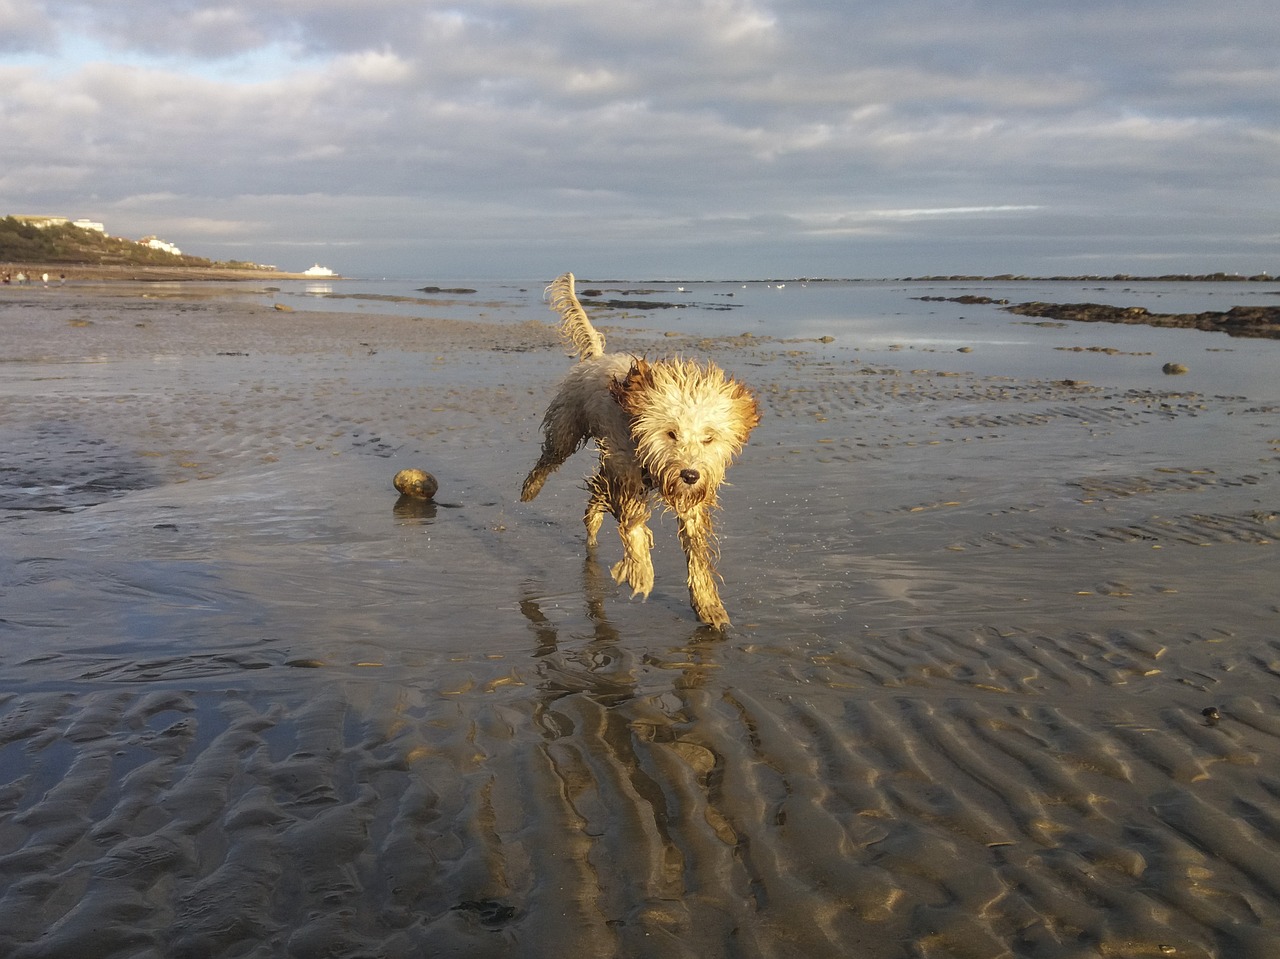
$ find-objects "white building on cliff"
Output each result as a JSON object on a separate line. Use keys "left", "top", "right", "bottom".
{"left": 140, "top": 236, "right": 181, "bottom": 256}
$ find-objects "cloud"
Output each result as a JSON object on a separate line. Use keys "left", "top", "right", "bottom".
{"left": 0, "top": 0, "right": 55, "bottom": 53}
{"left": 2, "top": 0, "right": 1277, "bottom": 277}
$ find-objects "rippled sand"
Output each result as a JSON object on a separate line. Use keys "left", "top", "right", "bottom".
{"left": 1, "top": 285, "right": 1278, "bottom": 957}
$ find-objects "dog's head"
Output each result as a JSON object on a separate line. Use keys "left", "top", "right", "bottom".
{"left": 610, "top": 357, "right": 761, "bottom": 508}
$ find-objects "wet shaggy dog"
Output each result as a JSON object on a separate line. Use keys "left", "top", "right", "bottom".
{"left": 521, "top": 272, "right": 761, "bottom": 628}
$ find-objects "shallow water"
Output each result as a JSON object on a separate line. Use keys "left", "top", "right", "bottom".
{"left": 1, "top": 281, "right": 1278, "bottom": 957}
{"left": 258, "top": 275, "right": 1280, "bottom": 394}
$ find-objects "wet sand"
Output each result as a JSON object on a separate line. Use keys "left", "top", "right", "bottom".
{"left": 1, "top": 283, "right": 1278, "bottom": 957}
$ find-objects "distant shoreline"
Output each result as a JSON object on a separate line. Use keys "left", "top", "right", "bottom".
{"left": 1, "top": 263, "right": 335, "bottom": 282}
{"left": 896, "top": 272, "right": 1277, "bottom": 283}
{"left": 583, "top": 272, "right": 1279, "bottom": 285}
{"left": 9, "top": 264, "right": 1276, "bottom": 286}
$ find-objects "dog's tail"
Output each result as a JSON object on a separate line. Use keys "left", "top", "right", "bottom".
{"left": 546, "top": 272, "right": 605, "bottom": 360}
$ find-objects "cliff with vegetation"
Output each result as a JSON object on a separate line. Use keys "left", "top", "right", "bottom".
{"left": 0, "top": 216, "right": 263, "bottom": 271}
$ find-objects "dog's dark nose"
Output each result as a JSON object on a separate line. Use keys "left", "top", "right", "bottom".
{"left": 680, "top": 468, "right": 700, "bottom": 485}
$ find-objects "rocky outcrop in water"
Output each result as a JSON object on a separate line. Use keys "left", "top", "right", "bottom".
{"left": 1002, "top": 302, "right": 1280, "bottom": 339}
{"left": 913, "top": 295, "right": 1009, "bottom": 305}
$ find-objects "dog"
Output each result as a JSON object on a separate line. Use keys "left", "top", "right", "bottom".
{"left": 521, "top": 272, "right": 760, "bottom": 628}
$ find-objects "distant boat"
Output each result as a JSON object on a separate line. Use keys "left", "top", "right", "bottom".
{"left": 303, "top": 264, "right": 336, "bottom": 277}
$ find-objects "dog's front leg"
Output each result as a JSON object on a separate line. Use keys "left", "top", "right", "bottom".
{"left": 676, "top": 505, "right": 730, "bottom": 628}
{"left": 610, "top": 498, "right": 655, "bottom": 600}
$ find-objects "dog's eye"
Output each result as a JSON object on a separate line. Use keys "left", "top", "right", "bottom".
{"left": 702, "top": 436, "right": 715, "bottom": 445}
{"left": 667, "top": 430, "right": 678, "bottom": 441}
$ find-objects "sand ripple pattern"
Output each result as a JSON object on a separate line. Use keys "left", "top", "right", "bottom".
{"left": 1, "top": 289, "right": 1278, "bottom": 957}
{"left": 3, "top": 619, "right": 1280, "bottom": 958}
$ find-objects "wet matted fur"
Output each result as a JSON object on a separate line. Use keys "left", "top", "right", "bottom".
{"left": 521, "top": 272, "right": 760, "bottom": 628}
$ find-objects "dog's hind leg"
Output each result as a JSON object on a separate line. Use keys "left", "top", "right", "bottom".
{"left": 676, "top": 504, "right": 730, "bottom": 628}
{"left": 520, "top": 404, "right": 585, "bottom": 502}
{"left": 521, "top": 453, "right": 558, "bottom": 502}
{"left": 583, "top": 469, "right": 609, "bottom": 546}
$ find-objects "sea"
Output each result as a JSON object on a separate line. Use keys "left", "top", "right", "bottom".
{"left": 251, "top": 275, "right": 1280, "bottom": 399}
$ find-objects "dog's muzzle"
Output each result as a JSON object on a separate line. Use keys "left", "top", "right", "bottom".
{"left": 679, "top": 468, "right": 701, "bottom": 485}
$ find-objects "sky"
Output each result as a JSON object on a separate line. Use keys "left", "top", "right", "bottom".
{"left": 1, "top": 0, "right": 1277, "bottom": 279}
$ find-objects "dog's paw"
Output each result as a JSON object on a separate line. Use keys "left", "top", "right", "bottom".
{"left": 689, "top": 590, "right": 731, "bottom": 629}
{"left": 584, "top": 513, "right": 604, "bottom": 546}
{"left": 519, "top": 473, "right": 545, "bottom": 501}
{"left": 610, "top": 559, "right": 654, "bottom": 599}
{"left": 696, "top": 603, "right": 731, "bottom": 630}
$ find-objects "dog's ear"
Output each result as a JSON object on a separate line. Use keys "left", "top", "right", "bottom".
{"left": 729, "top": 380, "right": 762, "bottom": 442}
{"left": 610, "top": 358, "right": 653, "bottom": 413}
